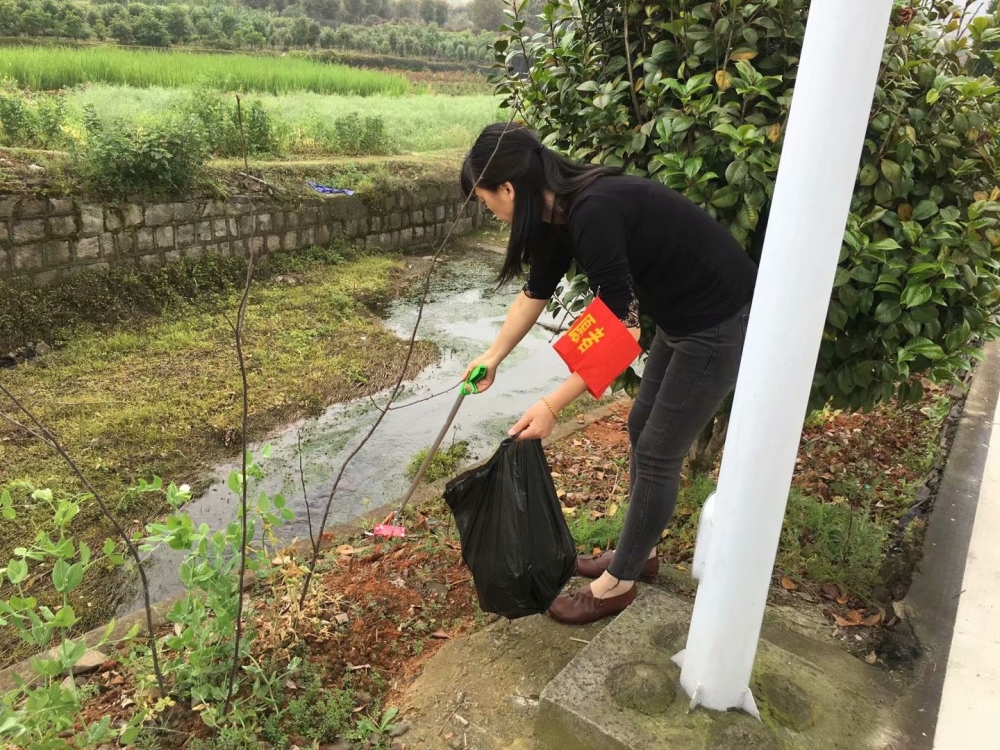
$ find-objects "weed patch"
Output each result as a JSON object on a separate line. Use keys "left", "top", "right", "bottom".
{"left": 406, "top": 441, "right": 471, "bottom": 484}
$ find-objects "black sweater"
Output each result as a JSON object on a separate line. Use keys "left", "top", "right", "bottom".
{"left": 523, "top": 176, "right": 757, "bottom": 336}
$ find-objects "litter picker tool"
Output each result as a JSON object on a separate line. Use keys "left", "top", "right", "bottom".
{"left": 373, "top": 364, "right": 488, "bottom": 539}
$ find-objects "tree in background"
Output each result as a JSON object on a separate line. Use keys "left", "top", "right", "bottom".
{"left": 434, "top": 0, "right": 448, "bottom": 27}
{"left": 165, "top": 6, "right": 194, "bottom": 44}
{"left": 290, "top": 15, "right": 320, "bottom": 45}
{"left": 470, "top": 0, "right": 505, "bottom": 31}
{"left": 131, "top": 8, "right": 171, "bottom": 47}
{"left": 343, "top": 0, "right": 364, "bottom": 24}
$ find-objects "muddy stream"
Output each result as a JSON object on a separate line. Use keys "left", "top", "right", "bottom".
{"left": 121, "top": 245, "right": 571, "bottom": 612}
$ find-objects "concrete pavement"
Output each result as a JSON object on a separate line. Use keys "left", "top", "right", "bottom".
{"left": 933, "top": 364, "right": 1000, "bottom": 748}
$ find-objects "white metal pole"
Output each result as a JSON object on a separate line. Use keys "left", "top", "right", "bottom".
{"left": 674, "top": 0, "right": 894, "bottom": 715}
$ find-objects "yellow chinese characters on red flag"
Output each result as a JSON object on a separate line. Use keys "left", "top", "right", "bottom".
{"left": 553, "top": 298, "right": 642, "bottom": 398}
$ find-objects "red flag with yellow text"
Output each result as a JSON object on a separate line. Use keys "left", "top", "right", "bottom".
{"left": 553, "top": 297, "right": 642, "bottom": 399}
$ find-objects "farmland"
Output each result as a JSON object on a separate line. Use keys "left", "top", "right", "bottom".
{"left": 0, "top": 45, "right": 411, "bottom": 95}
{"left": 0, "top": 44, "right": 499, "bottom": 194}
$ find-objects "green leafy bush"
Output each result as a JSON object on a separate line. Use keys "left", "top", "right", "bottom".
{"left": 333, "top": 112, "right": 396, "bottom": 156}
{"left": 0, "top": 84, "right": 67, "bottom": 148}
{"left": 181, "top": 89, "right": 284, "bottom": 157}
{"left": 78, "top": 115, "right": 207, "bottom": 196}
{"left": 497, "top": 0, "right": 1000, "bottom": 411}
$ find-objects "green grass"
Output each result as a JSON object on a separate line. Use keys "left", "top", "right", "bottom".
{"left": 67, "top": 85, "right": 500, "bottom": 152}
{"left": 777, "top": 491, "right": 891, "bottom": 600}
{"left": 0, "top": 46, "right": 410, "bottom": 95}
{"left": 406, "top": 441, "right": 471, "bottom": 483}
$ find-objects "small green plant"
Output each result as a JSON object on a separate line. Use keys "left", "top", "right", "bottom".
{"left": 567, "top": 509, "right": 626, "bottom": 552}
{"left": 283, "top": 682, "right": 354, "bottom": 744}
{"left": 133, "top": 448, "right": 295, "bottom": 726}
{"left": 349, "top": 706, "right": 400, "bottom": 748}
{"left": 406, "top": 441, "right": 471, "bottom": 483}
{"left": 0, "top": 484, "right": 142, "bottom": 748}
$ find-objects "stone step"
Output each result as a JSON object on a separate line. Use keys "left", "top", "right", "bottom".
{"left": 537, "top": 586, "right": 902, "bottom": 750}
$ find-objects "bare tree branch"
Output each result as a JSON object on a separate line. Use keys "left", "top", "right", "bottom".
{"left": 0, "top": 383, "right": 166, "bottom": 693}
{"left": 223, "top": 94, "right": 258, "bottom": 717}
{"left": 297, "top": 429, "right": 315, "bottom": 549}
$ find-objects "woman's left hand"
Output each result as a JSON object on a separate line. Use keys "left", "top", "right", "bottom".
{"left": 510, "top": 400, "right": 557, "bottom": 441}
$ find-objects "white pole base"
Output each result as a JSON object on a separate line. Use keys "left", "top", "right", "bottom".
{"left": 692, "top": 492, "right": 716, "bottom": 582}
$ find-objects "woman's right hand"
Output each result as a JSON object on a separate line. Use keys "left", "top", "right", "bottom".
{"left": 463, "top": 354, "right": 499, "bottom": 394}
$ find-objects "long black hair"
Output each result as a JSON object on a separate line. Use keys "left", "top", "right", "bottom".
{"left": 461, "top": 124, "right": 621, "bottom": 285}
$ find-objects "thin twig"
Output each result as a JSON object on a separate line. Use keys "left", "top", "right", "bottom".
{"left": 223, "top": 94, "right": 258, "bottom": 717}
{"left": 0, "top": 411, "right": 53, "bottom": 445}
{"left": 298, "top": 98, "right": 525, "bottom": 608}
{"left": 623, "top": 5, "right": 645, "bottom": 127}
{"left": 238, "top": 172, "right": 274, "bottom": 190}
{"left": 297, "top": 429, "right": 315, "bottom": 549}
{"left": 236, "top": 95, "right": 250, "bottom": 176}
{"left": 0, "top": 383, "right": 166, "bottom": 692}
{"left": 371, "top": 380, "right": 465, "bottom": 412}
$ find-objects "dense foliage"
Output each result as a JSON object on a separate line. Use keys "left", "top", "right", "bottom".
{"left": 498, "top": 0, "right": 1000, "bottom": 412}
{"left": 0, "top": 0, "right": 499, "bottom": 61}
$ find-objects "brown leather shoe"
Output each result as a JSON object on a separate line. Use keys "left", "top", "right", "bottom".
{"left": 576, "top": 550, "right": 658, "bottom": 583}
{"left": 547, "top": 583, "right": 637, "bottom": 625}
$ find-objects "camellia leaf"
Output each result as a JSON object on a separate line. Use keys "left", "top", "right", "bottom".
{"left": 901, "top": 283, "right": 933, "bottom": 308}
{"left": 881, "top": 159, "right": 903, "bottom": 185}
{"left": 875, "top": 301, "right": 901, "bottom": 324}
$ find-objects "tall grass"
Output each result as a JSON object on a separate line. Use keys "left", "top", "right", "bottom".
{"left": 68, "top": 85, "right": 500, "bottom": 152}
{"left": 0, "top": 46, "right": 409, "bottom": 96}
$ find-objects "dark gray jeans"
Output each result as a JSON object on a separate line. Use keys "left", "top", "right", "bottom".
{"left": 607, "top": 303, "right": 751, "bottom": 582}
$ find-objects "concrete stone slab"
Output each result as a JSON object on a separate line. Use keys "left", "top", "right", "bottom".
{"left": 399, "top": 614, "right": 607, "bottom": 750}
{"left": 538, "top": 587, "right": 902, "bottom": 750}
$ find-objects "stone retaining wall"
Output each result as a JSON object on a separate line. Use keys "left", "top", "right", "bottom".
{"left": 0, "top": 182, "right": 483, "bottom": 285}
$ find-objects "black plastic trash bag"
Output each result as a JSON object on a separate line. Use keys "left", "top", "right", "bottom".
{"left": 443, "top": 437, "right": 576, "bottom": 619}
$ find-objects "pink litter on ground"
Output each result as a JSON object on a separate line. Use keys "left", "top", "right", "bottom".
{"left": 374, "top": 524, "right": 407, "bottom": 538}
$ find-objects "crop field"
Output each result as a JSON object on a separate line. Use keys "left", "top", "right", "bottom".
{"left": 0, "top": 46, "right": 410, "bottom": 95}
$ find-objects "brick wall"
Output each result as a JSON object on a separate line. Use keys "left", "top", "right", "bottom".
{"left": 0, "top": 181, "right": 483, "bottom": 285}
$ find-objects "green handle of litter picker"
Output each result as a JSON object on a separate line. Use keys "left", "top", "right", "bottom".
{"left": 460, "top": 364, "right": 488, "bottom": 396}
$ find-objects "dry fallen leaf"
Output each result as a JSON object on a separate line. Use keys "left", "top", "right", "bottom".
{"left": 431, "top": 630, "right": 452, "bottom": 640}
{"left": 865, "top": 652, "right": 878, "bottom": 665}
{"left": 832, "top": 614, "right": 858, "bottom": 628}
{"left": 862, "top": 611, "right": 883, "bottom": 627}
{"left": 821, "top": 584, "right": 839, "bottom": 601}
{"left": 836, "top": 594, "right": 850, "bottom": 606}
{"left": 847, "top": 609, "right": 864, "bottom": 625}
{"left": 592, "top": 547, "right": 602, "bottom": 556}
{"left": 335, "top": 613, "right": 349, "bottom": 625}
{"left": 780, "top": 577, "right": 798, "bottom": 591}
{"left": 337, "top": 545, "right": 356, "bottom": 556}
{"left": 561, "top": 506, "right": 577, "bottom": 517}
{"left": 445, "top": 733, "right": 454, "bottom": 741}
